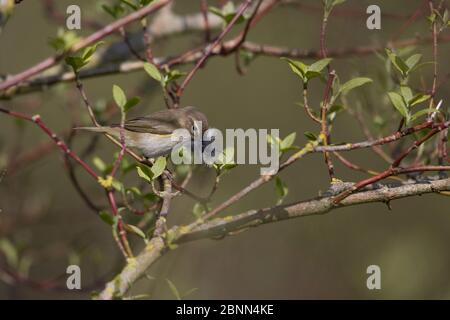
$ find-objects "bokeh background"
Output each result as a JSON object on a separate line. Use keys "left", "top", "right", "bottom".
{"left": 0, "top": 0, "right": 449, "bottom": 299}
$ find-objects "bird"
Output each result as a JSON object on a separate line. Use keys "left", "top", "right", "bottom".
{"left": 75, "top": 106, "right": 209, "bottom": 159}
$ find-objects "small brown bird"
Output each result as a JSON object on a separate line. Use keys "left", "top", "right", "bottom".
{"left": 75, "top": 106, "right": 209, "bottom": 158}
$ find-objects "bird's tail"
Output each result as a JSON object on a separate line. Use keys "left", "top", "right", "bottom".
{"left": 74, "top": 126, "right": 109, "bottom": 133}
{"left": 73, "top": 126, "right": 118, "bottom": 137}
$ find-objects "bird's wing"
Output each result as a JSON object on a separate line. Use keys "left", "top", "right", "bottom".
{"left": 117, "top": 111, "right": 180, "bottom": 134}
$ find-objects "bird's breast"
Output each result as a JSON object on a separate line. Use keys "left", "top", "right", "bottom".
{"left": 136, "top": 133, "right": 182, "bottom": 158}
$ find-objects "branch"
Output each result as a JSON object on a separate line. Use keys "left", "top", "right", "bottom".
{"left": 0, "top": 0, "right": 171, "bottom": 93}
{"left": 175, "top": 0, "right": 253, "bottom": 101}
{"left": 98, "top": 176, "right": 450, "bottom": 299}
{"left": 4, "top": 33, "right": 450, "bottom": 98}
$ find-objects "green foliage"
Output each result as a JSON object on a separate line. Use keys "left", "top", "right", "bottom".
{"left": 112, "top": 84, "right": 140, "bottom": 113}
{"left": 126, "top": 224, "right": 147, "bottom": 240}
{"left": 388, "top": 91, "right": 409, "bottom": 118}
{"left": 165, "top": 278, "right": 198, "bottom": 300}
{"left": 144, "top": 62, "right": 186, "bottom": 89}
{"left": 101, "top": 3, "right": 125, "bottom": 18}
{"left": 323, "top": 0, "right": 347, "bottom": 18}
{"left": 274, "top": 177, "right": 288, "bottom": 205}
{"left": 304, "top": 131, "right": 318, "bottom": 141}
{"left": 0, "top": 238, "right": 18, "bottom": 267}
{"left": 280, "top": 132, "right": 297, "bottom": 152}
{"left": 213, "top": 147, "right": 237, "bottom": 173}
{"left": 428, "top": 8, "right": 449, "bottom": 32}
{"left": 327, "top": 104, "right": 345, "bottom": 122}
{"left": 49, "top": 28, "right": 80, "bottom": 53}
{"left": 339, "top": 77, "right": 373, "bottom": 96}
{"left": 143, "top": 62, "right": 162, "bottom": 82}
{"left": 92, "top": 156, "right": 113, "bottom": 175}
{"left": 102, "top": 0, "right": 154, "bottom": 17}
{"left": 267, "top": 132, "right": 298, "bottom": 155}
{"left": 192, "top": 202, "right": 206, "bottom": 219}
{"left": 387, "top": 87, "right": 432, "bottom": 125}
{"left": 283, "top": 58, "right": 332, "bottom": 84}
{"left": 163, "top": 69, "right": 186, "bottom": 85}
{"left": 240, "top": 49, "right": 256, "bottom": 66}
{"left": 151, "top": 156, "right": 167, "bottom": 179}
{"left": 166, "top": 279, "right": 182, "bottom": 300}
{"left": 65, "top": 42, "right": 104, "bottom": 72}
{"left": 209, "top": 1, "right": 248, "bottom": 25}
{"left": 385, "top": 49, "right": 430, "bottom": 79}
{"left": 136, "top": 157, "right": 167, "bottom": 183}
{"left": 99, "top": 211, "right": 116, "bottom": 226}
{"left": 113, "top": 84, "right": 127, "bottom": 109}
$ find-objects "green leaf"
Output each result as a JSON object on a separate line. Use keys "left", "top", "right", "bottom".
{"left": 208, "top": 2, "right": 246, "bottom": 25}
{"left": 143, "top": 62, "right": 162, "bottom": 82}
{"left": 166, "top": 279, "right": 182, "bottom": 300}
{"left": 215, "top": 147, "right": 235, "bottom": 166}
{"left": 282, "top": 58, "right": 307, "bottom": 81}
{"left": 151, "top": 156, "right": 167, "bottom": 179}
{"left": 405, "top": 54, "right": 422, "bottom": 70}
{"left": 92, "top": 156, "right": 107, "bottom": 173}
{"left": 328, "top": 104, "right": 345, "bottom": 114}
{"left": 308, "top": 58, "right": 332, "bottom": 73}
{"left": 65, "top": 56, "right": 85, "bottom": 72}
{"left": 181, "top": 287, "right": 198, "bottom": 299}
{"left": 328, "top": 104, "right": 345, "bottom": 122}
{"left": 99, "top": 211, "right": 115, "bottom": 226}
{"left": 127, "top": 187, "right": 142, "bottom": 197}
{"left": 82, "top": 41, "right": 104, "bottom": 61}
{"left": 111, "top": 179, "right": 123, "bottom": 192}
{"left": 304, "top": 71, "right": 323, "bottom": 82}
{"left": 388, "top": 92, "right": 409, "bottom": 118}
{"left": 428, "top": 13, "right": 437, "bottom": 24}
{"left": 140, "top": 0, "right": 154, "bottom": 5}
{"left": 304, "top": 131, "right": 318, "bottom": 141}
{"left": 192, "top": 202, "right": 206, "bottom": 219}
{"left": 0, "top": 238, "right": 18, "bottom": 267}
{"left": 136, "top": 165, "right": 152, "bottom": 183}
{"left": 340, "top": 77, "right": 372, "bottom": 95}
{"left": 126, "top": 224, "right": 146, "bottom": 239}
{"left": 324, "top": 0, "right": 347, "bottom": 16}
{"left": 240, "top": 49, "right": 255, "bottom": 66}
{"left": 400, "top": 85, "right": 413, "bottom": 104}
{"left": 409, "top": 108, "right": 437, "bottom": 123}
{"left": 49, "top": 29, "right": 80, "bottom": 52}
{"left": 280, "top": 133, "right": 296, "bottom": 151}
{"left": 101, "top": 4, "right": 124, "bottom": 18}
{"left": 443, "top": 9, "right": 449, "bottom": 25}
{"left": 112, "top": 85, "right": 127, "bottom": 109}
{"left": 214, "top": 147, "right": 237, "bottom": 173}
{"left": 164, "top": 69, "right": 186, "bottom": 84}
{"left": 274, "top": 177, "right": 288, "bottom": 205}
{"left": 409, "top": 94, "right": 431, "bottom": 107}
{"left": 385, "top": 49, "right": 410, "bottom": 77}
{"left": 124, "top": 96, "right": 140, "bottom": 113}
{"left": 120, "top": 0, "right": 138, "bottom": 10}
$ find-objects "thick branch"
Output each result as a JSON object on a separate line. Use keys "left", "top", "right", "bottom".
{"left": 98, "top": 177, "right": 450, "bottom": 299}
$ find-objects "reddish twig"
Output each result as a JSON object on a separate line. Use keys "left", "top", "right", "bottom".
{"left": 0, "top": 0, "right": 171, "bottom": 92}
{"left": 175, "top": 0, "right": 253, "bottom": 101}
{"left": 0, "top": 106, "right": 132, "bottom": 258}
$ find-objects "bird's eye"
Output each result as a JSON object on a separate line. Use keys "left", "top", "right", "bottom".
{"left": 191, "top": 125, "right": 196, "bottom": 134}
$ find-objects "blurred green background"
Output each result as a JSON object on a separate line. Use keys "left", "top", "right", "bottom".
{"left": 0, "top": 0, "right": 449, "bottom": 299}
